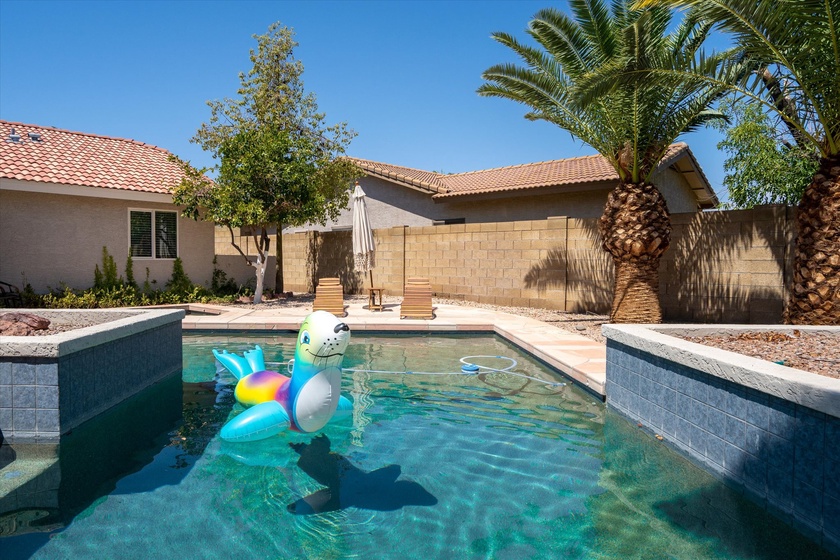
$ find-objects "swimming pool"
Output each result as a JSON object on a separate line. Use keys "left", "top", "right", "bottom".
{"left": 2, "top": 332, "right": 837, "bottom": 559}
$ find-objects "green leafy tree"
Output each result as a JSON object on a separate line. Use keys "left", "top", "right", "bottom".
{"left": 638, "top": 0, "right": 840, "bottom": 324}
{"left": 173, "top": 22, "right": 359, "bottom": 302}
{"left": 714, "top": 97, "right": 819, "bottom": 208}
{"left": 479, "top": 1, "right": 735, "bottom": 322}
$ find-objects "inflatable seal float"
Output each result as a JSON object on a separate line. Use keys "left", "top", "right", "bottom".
{"left": 213, "top": 310, "right": 353, "bottom": 442}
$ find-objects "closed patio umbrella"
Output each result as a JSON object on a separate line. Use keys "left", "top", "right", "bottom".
{"left": 352, "top": 181, "right": 376, "bottom": 289}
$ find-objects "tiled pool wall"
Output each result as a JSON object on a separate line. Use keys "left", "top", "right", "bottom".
{"left": 602, "top": 324, "right": 840, "bottom": 553}
{"left": 0, "top": 309, "right": 184, "bottom": 444}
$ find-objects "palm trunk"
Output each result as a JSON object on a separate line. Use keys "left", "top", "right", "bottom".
{"left": 599, "top": 182, "right": 671, "bottom": 323}
{"left": 785, "top": 156, "right": 840, "bottom": 325}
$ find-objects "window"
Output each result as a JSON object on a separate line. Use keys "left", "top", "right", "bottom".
{"left": 130, "top": 210, "right": 178, "bottom": 259}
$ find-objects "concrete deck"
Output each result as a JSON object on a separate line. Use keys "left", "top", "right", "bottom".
{"left": 178, "top": 302, "right": 607, "bottom": 397}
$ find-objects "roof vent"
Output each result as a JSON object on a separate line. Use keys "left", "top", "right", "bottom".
{"left": 8, "top": 128, "right": 21, "bottom": 143}
{"left": 27, "top": 132, "right": 41, "bottom": 142}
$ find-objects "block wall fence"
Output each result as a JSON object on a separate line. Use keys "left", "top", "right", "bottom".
{"left": 215, "top": 205, "right": 795, "bottom": 324}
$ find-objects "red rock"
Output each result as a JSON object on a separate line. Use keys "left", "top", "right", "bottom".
{"left": 0, "top": 312, "right": 51, "bottom": 336}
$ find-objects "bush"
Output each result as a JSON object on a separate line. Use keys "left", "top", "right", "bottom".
{"left": 26, "top": 255, "right": 252, "bottom": 309}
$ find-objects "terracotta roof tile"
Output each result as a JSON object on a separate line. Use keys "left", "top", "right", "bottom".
{"left": 0, "top": 120, "right": 185, "bottom": 194}
{"left": 347, "top": 158, "right": 449, "bottom": 194}
{"left": 351, "top": 143, "right": 697, "bottom": 200}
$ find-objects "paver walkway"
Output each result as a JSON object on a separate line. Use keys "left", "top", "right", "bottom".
{"left": 181, "top": 302, "right": 607, "bottom": 397}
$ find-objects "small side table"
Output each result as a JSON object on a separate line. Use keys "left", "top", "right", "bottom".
{"left": 368, "top": 288, "right": 384, "bottom": 311}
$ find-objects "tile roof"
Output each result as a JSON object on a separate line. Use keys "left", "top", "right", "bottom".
{"left": 350, "top": 143, "right": 711, "bottom": 202}
{"left": 346, "top": 158, "right": 448, "bottom": 194}
{"left": 0, "top": 120, "right": 185, "bottom": 194}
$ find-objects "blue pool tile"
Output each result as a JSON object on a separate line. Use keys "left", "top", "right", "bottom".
{"left": 743, "top": 453, "right": 767, "bottom": 494}
{"left": 35, "top": 363, "right": 58, "bottom": 386}
{"left": 13, "top": 408, "right": 36, "bottom": 431}
{"left": 0, "top": 361, "right": 10, "bottom": 385}
{"left": 743, "top": 424, "right": 764, "bottom": 456}
{"left": 675, "top": 417, "right": 691, "bottom": 444}
{"left": 649, "top": 403, "right": 665, "bottom": 430}
{"left": 688, "top": 373, "right": 709, "bottom": 403}
{"left": 36, "top": 385, "right": 59, "bottom": 409}
{"left": 724, "top": 442, "right": 745, "bottom": 478}
{"left": 707, "top": 407, "right": 727, "bottom": 437}
{"left": 36, "top": 408, "right": 60, "bottom": 431}
{"left": 764, "top": 433, "right": 795, "bottom": 469}
{"left": 724, "top": 414, "right": 746, "bottom": 447}
{"left": 660, "top": 364, "right": 677, "bottom": 389}
{"left": 12, "top": 385, "right": 35, "bottom": 408}
{"left": 794, "top": 444, "right": 824, "bottom": 490}
{"left": 795, "top": 407, "right": 825, "bottom": 451}
{"left": 660, "top": 411, "right": 677, "bottom": 437}
{"left": 12, "top": 362, "right": 36, "bottom": 385}
{"left": 824, "top": 457, "right": 840, "bottom": 500}
{"left": 0, "top": 407, "right": 11, "bottom": 429}
{"left": 825, "top": 494, "right": 840, "bottom": 542}
{"left": 766, "top": 398, "right": 795, "bottom": 438}
{"left": 767, "top": 466, "right": 794, "bottom": 512}
{"left": 793, "top": 479, "right": 822, "bottom": 522}
{"left": 725, "top": 388, "right": 748, "bottom": 421}
{"left": 744, "top": 390, "right": 770, "bottom": 430}
{"left": 825, "top": 415, "right": 840, "bottom": 462}
{"left": 688, "top": 423, "right": 706, "bottom": 454}
{"left": 627, "top": 372, "right": 640, "bottom": 394}
{"left": 686, "top": 397, "right": 703, "bottom": 427}
{"left": 706, "top": 434, "right": 726, "bottom": 468}
{"left": 705, "top": 379, "right": 726, "bottom": 410}
{"left": 0, "top": 386, "right": 11, "bottom": 408}
{"left": 661, "top": 387, "right": 676, "bottom": 412}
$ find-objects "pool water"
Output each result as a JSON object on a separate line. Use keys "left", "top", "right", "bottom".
{"left": 2, "top": 333, "right": 837, "bottom": 559}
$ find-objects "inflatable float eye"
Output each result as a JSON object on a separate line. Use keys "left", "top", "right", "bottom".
{"left": 301, "top": 331, "right": 310, "bottom": 345}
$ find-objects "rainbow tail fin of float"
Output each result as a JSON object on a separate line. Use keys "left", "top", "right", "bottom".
{"left": 213, "top": 345, "right": 267, "bottom": 380}
{"left": 220, "top": 400, "right": 290, "bottom": 442}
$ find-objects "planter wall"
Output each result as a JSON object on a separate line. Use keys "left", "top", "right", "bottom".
{"left": 603, "top": 324, "right": 840, "bottom": 553}
{"left": 0, "top": 309, "right": 184, "bottom": 444}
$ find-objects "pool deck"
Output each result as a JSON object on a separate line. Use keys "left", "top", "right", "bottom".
{"left": 179, "top": 302, "right": 607, "bottom": 397}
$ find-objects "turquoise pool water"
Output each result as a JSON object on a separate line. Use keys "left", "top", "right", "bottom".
{"left": 2, "top": 332, "right": 837, "bottom": 559}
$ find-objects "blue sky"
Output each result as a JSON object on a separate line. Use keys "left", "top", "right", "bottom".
{"left": 1, "top": 0, "right": 729, "bottom": 197}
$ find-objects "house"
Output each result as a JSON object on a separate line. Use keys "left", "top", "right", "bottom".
{"left": 0, "top": 121, "right": 215, "bottom": 294}
{"left": 286, "top": 143, "right": 717, "bottom": 232}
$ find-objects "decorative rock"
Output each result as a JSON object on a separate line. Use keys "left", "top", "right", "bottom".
{"left": 0, "top": 312, "right": 51, "bottom": 336}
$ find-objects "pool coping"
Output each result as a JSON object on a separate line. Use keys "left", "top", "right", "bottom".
{"left": 173, "top": 302, "right": 608, "bottom": 397}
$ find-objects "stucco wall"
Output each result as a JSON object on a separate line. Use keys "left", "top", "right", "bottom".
{"left": 288, "top": 163, "right": 702, "bottom": 232}
{"left": 272, "top": 205, "right": 794, "bottom": 324}
{"left": 0, "top": 187, "right": 215, "bottom": 293}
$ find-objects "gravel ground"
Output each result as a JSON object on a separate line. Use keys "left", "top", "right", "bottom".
{"left": 677, "top": 331, "right": 839, "bottom": 379}
{"left": 9, "top": 295, "right": 838, "bottom": 379}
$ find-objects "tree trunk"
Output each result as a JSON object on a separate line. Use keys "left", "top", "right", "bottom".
{"left": 599, "top": 182, "right": 671, "bottom": 323}
{"left": 253, "top": 252, "right": 266, "bottom": 304}
{"left": 275, "top": 223, "right": 284, "bottom": 294}
{"left": 785, "top": 156, "right": 840, "bottom": 325}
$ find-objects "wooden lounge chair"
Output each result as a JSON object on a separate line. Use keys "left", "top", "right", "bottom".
{"left": 313, "top": 277, "right": 346, "bottom": 317}
{"left": 399, "top": 277, "right": 434, "bottom": 319}
{"left": 0, "top": 281, "right": 23, "bottom": 308}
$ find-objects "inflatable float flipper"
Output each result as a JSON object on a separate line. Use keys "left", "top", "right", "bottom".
{"left": 213, "top": 345, "right": 266, "bottom": 380}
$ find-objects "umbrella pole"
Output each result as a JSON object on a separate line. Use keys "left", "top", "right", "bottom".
{"left": 369, "top": 270, "right": 374, "bottom": 289}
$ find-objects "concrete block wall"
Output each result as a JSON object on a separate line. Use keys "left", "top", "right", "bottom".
{"left": 224, "top": 205, "right": 794, "bottom": 323}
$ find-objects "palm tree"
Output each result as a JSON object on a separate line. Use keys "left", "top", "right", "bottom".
{"left": 479, "top": 0, "right": 734, "bottom": 323}
{"left": 636, "top": 0, "right": 840, "bottom": 325}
